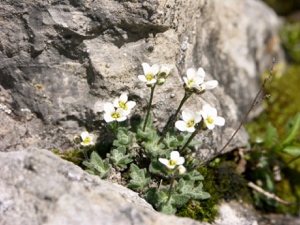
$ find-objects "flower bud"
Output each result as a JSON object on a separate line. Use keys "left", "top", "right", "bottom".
{"left": 157, "top": 78, "right": 166, "bottom": 85}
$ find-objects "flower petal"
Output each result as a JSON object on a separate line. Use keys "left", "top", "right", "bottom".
{"left": 196, "top": 67, "right": 205, "bottom": 79}
{"left": 119, "top": 93, "right": 128, "bottom": 102}
{"left": 204, "top": 80, "right": 218, "bottom": 90}
{"left": 147, "top": 78, "right": 157, "bottom": 84}
{"left": 113, "top": 99, "right": 119, "bottom": 108}
{"left": 193, "top": 75, "right": 204, "bottom": 85}
{"left": 183, "top": 77, "right": 188, "bottom": 85}
{"left": 194, "top": 112, "right": 202, "bottom": 124}
{"left": 182, "top": 109, "right": 194, "bottom": 122}
{"left": 80, "top": 131, "right": 89, "bottom": 140}
{"left": 159, "top": 158, "right": 169, "bottom": 166}
{"left": 187, "top": 68, "right": 196, "bottom": 79}
{"left": 151, "top": 64, "right": 160, "bottom": 75}
{"left": 104, "top": 102, "right": 115, "bottom": 113}
{"left": 175, "top": 120, "right": 187, "bottom": 131}
{"left": 117, "top": 116, "right": 127, "bottom": 122}
{"left": 170, "top": 151, "right": 180, "bottom": 160}
{"left": 202, "top": 104, "right": 217, "bottom": 117}
{"left": 126, "top": 101, "right": 136, "bottom": 110}
{"left": 185, "top": 126, "right": 195, "bottom": 133}
{"left": 142, "top": 63, "right": 151, "bottom": 75}
{"left": 206, "top": 123, "right": 215, "bottom": 130}
{"left": 138, "top": 75, "right": 147, "bottom": 82}
{"left": 104, "top": 113, "right": 114, "bottom": 123}
{"left": 167, "top": 164, "right": 176, "bottom": 169}
{"left": 214, "top": 116, "right": 225, "bottom": 126}
{"left": 176, "top": 157, "right": 185, "bottom": 165}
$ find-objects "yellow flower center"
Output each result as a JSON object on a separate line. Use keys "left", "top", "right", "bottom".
{"left": 187, "top": 120, "right": 195, "bottom": 128}
{"left": 83, "top": 137, "right": 91, "bottom": 145}
{"left": 119, "top": 101, "right": 127, "bottom": 110}
{"left": 188, "top": 78, "right": 194, "bottom": 86}
{"left": 169, "top": 159, "right": 177, "bottom": 166}
{"left": 146, "top": 74, "right": 154, "bottom": 81}
{"left": 111, "top": 112, "right": 120, "bottom": 119}
{"left": 206, "top": 116, "right": 214, "bottom": 124}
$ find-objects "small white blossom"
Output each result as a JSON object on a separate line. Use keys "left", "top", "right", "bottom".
{"left": 113, "top": 93, "right": 136, "bottom": 115}
{"left": 158, "top": 65, "right": 172, "bottom": 78}
{"left": 104, "top": 102, "right": 127, "bottom": 123}
{"left": 80, "top": 131, "right": 95, "bottom": 147}
{"left": 177, "top": 165, "right": 187, "bottom": 174}
{"left": 157, "top": 65, "right": 172, "bottom": 85}
{"left": 200, "top": 104, "right": 225, "bottom": 130}
{"left": 183, "top": 67, "right": 218, "bottom": 91}
{"left": 175, "top": 109, "right": 202, "bottom": 132}
{"left": 159, "top": 151, "right": 185, "bottom": 170}
{"left": 138, "top": 63, "right": 160, "bottom": 85}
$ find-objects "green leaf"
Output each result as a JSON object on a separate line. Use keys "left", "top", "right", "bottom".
{"left": 159, "top": 201, "right": 177, "bottom": 214}
{"left": 83, "top": 152, "right": 110, "bottom": 179}
{"left": 170, "top": 194, "right": 190, "bottom": 207}
{"left": 281, "top": 113, "right": 300, "bottom": 146}
{"left": 176, "top": 179, "right": 210, "bottom": 200}
{"left": 183, "top": 170, "right": 204, "bottom": 181}
{"left": 282, "top": 145, "right": 300, "bottom": 156}
{"left": 149, "top": 160, "right": 169, "bottom": 176}
{"left": 265, "top": 123, "right": 279, "bottom": 148}
{"left": 144, "top": 187, "right": 159, "bottom": 206}
{"left": 127, "top": 164, "right": 151, "bottom": 192}
{"left": 142, "top": 140, "right": 165, "bottom": 158}
{"left": 163, "top": 132, "right": 178, "bottom": 148}
{"left": 108, "top": 146, "right": 133, "bottom": 170}
{"left": 113, "top": 128, "right": 133, "bottom": 147}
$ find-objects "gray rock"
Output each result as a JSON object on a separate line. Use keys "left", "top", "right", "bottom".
{"left": 0, "top": 147, "right": 260, "bottom": 225}
{"left": 0, "top": 0, "right": 283, "bottom": 163}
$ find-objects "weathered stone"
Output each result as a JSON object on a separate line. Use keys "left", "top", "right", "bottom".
{"left": 0, "top": 147, "right": 260, "bottom": 225}
{"left": 0, "top": 0, "right": 283, "bottom": 161}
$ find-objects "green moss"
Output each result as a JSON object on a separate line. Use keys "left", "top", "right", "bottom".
{"left": 274, "top": 157, "right": 300, "bottom": 214}
{"left": 280, "top": 22, "right": 300, "bottom": 63}
{"left": 245, "top": 61, "right": 300, "bottom": 215}
{"left": 53, "top": 149, "right": 85, "bottom": 166}
{"left": 246, "top": 64, "right": 300, "bottom": 139}
{"left": 176, "top": 162, "right": 250, "bottom": 222}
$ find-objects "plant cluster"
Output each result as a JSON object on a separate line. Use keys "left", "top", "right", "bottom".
{"left": 245, "top": 113, "right": 300, "bottom": 214}
{"left": 80, "top": 63, "right": 225, "bottom": 214}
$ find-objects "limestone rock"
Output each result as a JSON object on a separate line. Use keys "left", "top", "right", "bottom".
{"left": 0, "top": 0, "right": 283, "bottom": 162}
{"left": 0, "top": 147, "right": 261, "bottom": 225}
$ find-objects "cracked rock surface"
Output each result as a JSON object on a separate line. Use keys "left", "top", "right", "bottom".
{"left": 0, "top": 147, "right": 259, "bottom": 225}
{"left": 0, "top": 0, "right": 283, "bottom": 161}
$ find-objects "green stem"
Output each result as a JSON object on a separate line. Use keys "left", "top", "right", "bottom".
{"left": 179, "top": 129, "right": 200, "bottom": 154}
{"left": 157, "top": 91, "right": 192, "bottom": 145}
{"left": 82, "top": 147, "right": 89, "bottom": 160}
{"left": 112, "top": 120, "right": 119, "bottom": 136}
{"left": 166, "top": 175, "right": 175, "bottom": 203}
{"left": 143, "top": 85, "right": 156, "bottom": 132}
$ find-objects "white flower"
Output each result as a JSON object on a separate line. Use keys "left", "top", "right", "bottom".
{"left": 200, "top": 104, "right": 225, "bottom": 130}
{"left": 138, "top": 63, "right": 160, "bottom": 85}
{"left": 113, "top": 93, "right": 136, "bottom": 115}
{"left": 183, "top": 67, "right": 218, "bottom": 91}
{"left": 80, "top": 131, "right": 95, "bottom": 147}
{"left": 175, "top": 109, "right": 202, "bottom": 132}
{"left": 177, "top": 165, "right": 187, "bottom": 174}
{"left": 158, "top": 65, "right": 172, "bottom": 78}
{"left": 159, "top": 151, "right": 185, "bottom": 170}
{"left": 104, "top": 102, "right": 127, "bottom": 123}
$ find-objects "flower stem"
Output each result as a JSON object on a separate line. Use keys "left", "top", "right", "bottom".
{"left": 157, "top": 91, "right": 192, "bottom": 144}
{"left": 179, "top": 128, "right": 200, "bottom": 154}
{"left": 143, "top": 85, "right": 156, "bottom": 132}
{"left": 166, "top": 175, "right": 175, "bottom": 203}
